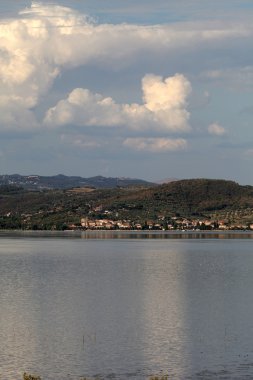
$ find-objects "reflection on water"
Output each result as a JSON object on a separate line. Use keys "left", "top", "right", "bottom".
{"left": 0, "top": 237, "right": 253, "bottom": 379}
{"left": 0, "top": 230, "right": 253, "bottom": 240}
{"left": 78, "top": 230, "right": 253, "bottom": 240}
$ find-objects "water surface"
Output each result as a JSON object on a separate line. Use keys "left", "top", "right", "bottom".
{"left": 0, "top": 233, "right": 253, "bottom": 379}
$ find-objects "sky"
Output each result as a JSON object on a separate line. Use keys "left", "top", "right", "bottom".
{"left": 0, "top": 1, "right": 253, "bottom": 184}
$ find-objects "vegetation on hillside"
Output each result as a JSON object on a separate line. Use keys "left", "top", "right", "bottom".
{"left": 0, "top": 179, "right": 253, "bottom": 230}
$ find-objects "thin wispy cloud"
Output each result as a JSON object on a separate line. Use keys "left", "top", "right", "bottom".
{"left": 208, "top": 123, "right": 226, "bottom": 136}
{"left": 123, "top": 138, "right": 187, "bottom": 153}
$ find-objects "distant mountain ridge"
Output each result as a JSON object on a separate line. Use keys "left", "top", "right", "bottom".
{"left": 0, "top": 174, "right": 155, "bottom": 189}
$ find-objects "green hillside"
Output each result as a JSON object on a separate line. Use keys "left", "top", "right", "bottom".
{"left": 0, "top": 179, "right": 253, "bottom": 229}
{"left": 96, "top": 179, "right": 253, "bottom": 221}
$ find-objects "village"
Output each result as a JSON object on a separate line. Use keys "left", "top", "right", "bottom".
{"left": 77, "top": 216, "right": 253, "bottom": 231}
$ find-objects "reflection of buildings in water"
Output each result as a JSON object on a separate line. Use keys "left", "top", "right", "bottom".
{"left": 80, "top": 230, "right": 253, "bottom": 240}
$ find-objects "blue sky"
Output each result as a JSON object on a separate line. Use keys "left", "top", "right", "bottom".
{"left": 0, "top": 1, "right": 253, "bottom": 184}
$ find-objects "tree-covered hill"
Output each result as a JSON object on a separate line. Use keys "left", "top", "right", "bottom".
{"left": 0, "top": 179, "right": 253, "bottom": 229}
{"left": 139, "top": 179, "right": 253, "bottom": 215}
{"left": 95, "top": 178, "right": 253, "bottom": 220}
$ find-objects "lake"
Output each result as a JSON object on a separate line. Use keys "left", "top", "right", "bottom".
{"left": 1, "top": 231, "right": 253, "bottom": 379}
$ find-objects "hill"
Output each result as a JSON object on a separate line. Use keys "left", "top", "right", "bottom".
{"left": 0, "top": 174, "right": 154, "bottom": 190}
{"left": 92, "top": 178, "right": 253, "bottom": 221}
{"left": 0, "top": 178, "right": 252, "bottom": 229}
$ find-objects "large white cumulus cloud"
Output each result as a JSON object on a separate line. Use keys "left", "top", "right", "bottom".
{"left": 142, "top": 74, "right": 191, "bottom": 131}
{"left": 44, "top": 73, "right": 191, "bottom": 132}
{"left": 0, "top": 2, "right": 252, "bottom": 131}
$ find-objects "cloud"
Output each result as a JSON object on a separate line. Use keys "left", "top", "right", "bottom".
{"left": 201, "top": 66, "right": 253, "bottom": 89}
{"left": 123, "top": 137, "right": 187, "bottom": 153}
{"left": 44, "top": 73, "right": 191, "bottom": 132}
{"left": 0, "top": 2, "right": 253, "bottom": 136}
{"left": 60, "top": 133, "right": 102, "bottom": 149}
{"left": 0, "top": 98, "right": 39, "bottom": 131}
{"left": 0, "top": 2, "right": 252, "bottom": 132}
{"left": 208, "top": 123, "right": 226, "bottom": 136}
{"left": 142, "top": 73, "right": 191, "bottom": 131}
{"left": 45, "top": 88, "right": 126, "bottom": 128}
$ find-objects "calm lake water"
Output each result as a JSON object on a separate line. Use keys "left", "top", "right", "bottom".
{"left": 1, "top": 231, "right": 253, "bottom": 379}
